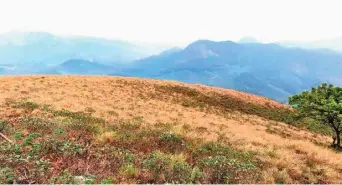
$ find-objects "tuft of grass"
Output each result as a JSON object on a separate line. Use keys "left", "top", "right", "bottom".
{"left": 12, "top": 100, "right": 39, "bottom": 112}
{"left": 19, "top": 116, "right": 57, "bottom": 134}
{"left": 53, "top": 109, "right": 105, "bottom": 125}
{"left": 85, "top": 107, "right": 96, "bottom": 114}
{"left": 95, "top": 131, "right": 118, "bottom": 145}
{"left": 119, "top": 163, "right": 139, "bottom": 179}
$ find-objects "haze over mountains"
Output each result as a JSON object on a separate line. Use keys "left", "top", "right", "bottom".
{"left": 0, "top": 31, "right": 166, "bottom": 74}
{"left": 1, "top": 31, "right": 342, "bottom": 102}
{"left": 280, "top": 37, "right": 342, "bottom": 53}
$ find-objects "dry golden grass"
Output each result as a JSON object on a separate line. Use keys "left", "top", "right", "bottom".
{"left": 0, "top": 75, "right": 341, "bottom": 183}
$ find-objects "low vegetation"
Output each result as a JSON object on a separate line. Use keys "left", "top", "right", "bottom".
{"left": 0, "top": 100, "right": 261, "bottom": 184}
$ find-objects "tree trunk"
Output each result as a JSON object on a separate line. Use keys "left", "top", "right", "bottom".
{"left": 332, "top": 135, "right": 336, "bottom": 146}
{"left": 333, "top": 128, "right": 341, "bottom": 148}
{"left": 336, "top": 132, "right": 341, "bottom": 147}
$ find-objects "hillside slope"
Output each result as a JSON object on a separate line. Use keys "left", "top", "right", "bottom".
{"left": 0, "top": 76, "right": 341, "bottom": 183}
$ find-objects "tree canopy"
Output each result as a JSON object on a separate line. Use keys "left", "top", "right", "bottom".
{"left": 289, "top": 83, "right": 342, "bottom": 148}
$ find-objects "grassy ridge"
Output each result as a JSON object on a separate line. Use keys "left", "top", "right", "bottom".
{"left": 153, "top": 84, "right": 294, "bottom": 123}
{"left": 152, "top": 84, "right": 333, "bottom": 137}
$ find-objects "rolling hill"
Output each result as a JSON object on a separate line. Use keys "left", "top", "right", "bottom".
{"left": 0, "top": 76, "right": 341, "bottom": 183}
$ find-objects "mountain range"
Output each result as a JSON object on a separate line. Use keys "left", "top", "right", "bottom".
{"left": 115, "top": 40, "right": 342, "bottom": 102}
{"left": 1, "top": 32, "right": 342, "bottom": 102}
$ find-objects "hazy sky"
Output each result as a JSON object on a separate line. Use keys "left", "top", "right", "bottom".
{"left": 0, "top": 0, "right": 341, "bottom": 46}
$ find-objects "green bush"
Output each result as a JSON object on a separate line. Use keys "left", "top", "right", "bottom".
{"left": 158, "top": 132, "right": 183, "bottom": 152}
{"left": 142, "top": 151, "right": 171, "bottom": 181}
{"left": 142, "top": 151, "right": 193, "bottom": 183}
{"left": 100, "top": 176, "right": 115, "bottom": 184}
{"left": 0, "top": 120, "right": 12, "bottom": 134}
{"left": 119, "top": 163, "right": 139, "bottom": 178}
{"left": 19, "top": 117, "right": 57, "bottom": 134}
{"left": 41, "top": 138, "right": 85, "bottom": 156}
{"left": 190, "top": 166, "right": 203, "bottom": 183}
{"left": 200, "top": 155, "right": 258, "bottom": 183}
{"left": 197, "top": 141, "right": 232, "bottom": 156}
{"left": 159, "top": 132, "right": 181, "bottom": 143}
{"left": 0, "top": 167, "right": 15, "bottom": 184}
{"left": 167, "top": 160, "right": 192, "bottom": 183}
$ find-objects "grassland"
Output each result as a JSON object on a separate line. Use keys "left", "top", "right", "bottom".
{"left": 0, "top": 76, "right": 341, "bottom": 183}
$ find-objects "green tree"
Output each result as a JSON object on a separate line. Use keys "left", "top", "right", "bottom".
{"left": 289, "top": 83, "right": 342, "bottom": 148}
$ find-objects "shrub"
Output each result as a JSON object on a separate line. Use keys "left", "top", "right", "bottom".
{"left": 167, "top": 158, "right": 192, "bottom": 183}
{"left": 118, "top": 117, "right": 143, "bottom": 131}
{"left": 142, "top": 151, "right": 171, "bottom": 182}
{"left": 0, "top": 120, "right": 12, "bottom": 134}
{"left": 200, "top": 155, "right": 258, "bottom": 183}
{"left": 100, "top": 176, "right": 115, "bottom": 184}
{"left": 119, "top": 163, "right": 139, "bottom": 178}
{"left": 40, "top": 136, "right": 85, "bottom": 156}
{"left": 142, "top": 151, "right": 192, "bottom": 183}
{"left": 84, "top": 175, "right": 97, "bottom": 184}
{"left": 159, "top": 132, "right": 181, "bottom": 143}
{"left": 190, "top": 166, "right": 203, "bottom": 183}
{"left": 197, "top": 141, "right": 233, "bottom": 156}
{"left": 19, "top": 116, "right": 57, "bottom": 134}
{"left": 84, "top": 107, "right": 96, "bottom": 114}
{"left": 13, "top": 100, "right": 39, "bottom": 112}
{"left": 0, "top": 167, "right": 15, "bottom": 184}
{"left": 158, "top": 132, "right": 183, "bottom": 152}
{"left": 64, "top": 121, "right": 99, "bottom": 135}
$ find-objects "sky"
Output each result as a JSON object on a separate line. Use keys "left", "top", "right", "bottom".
{"left": 0, "top": 0, "right": 341, "bottom": 46}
